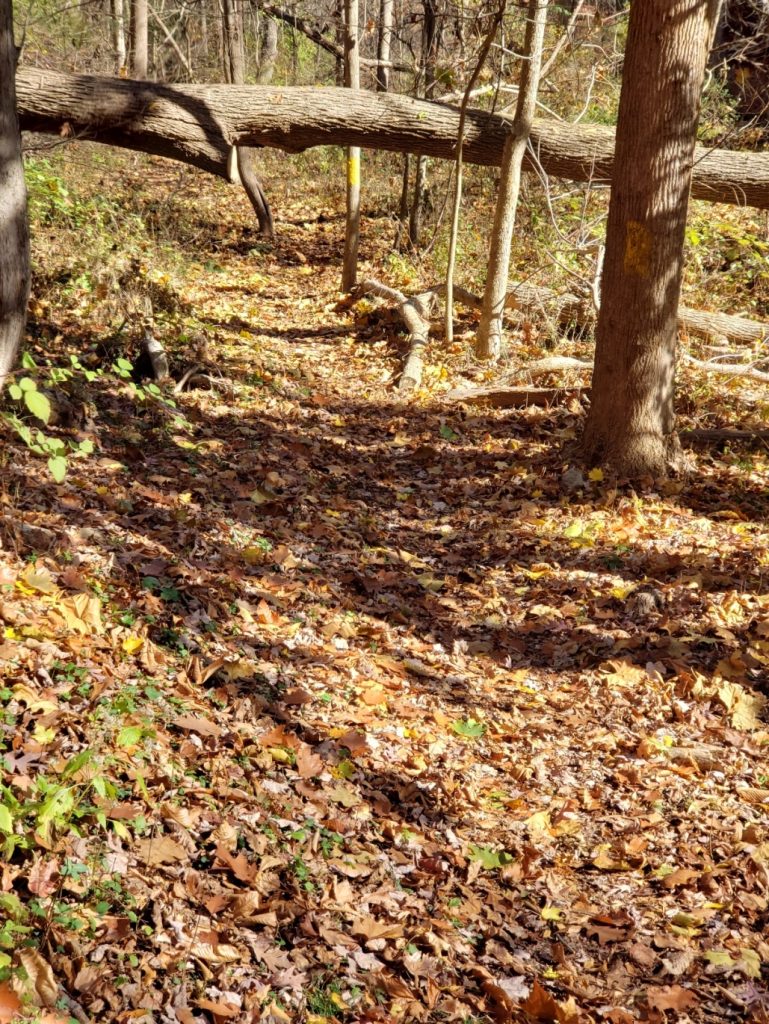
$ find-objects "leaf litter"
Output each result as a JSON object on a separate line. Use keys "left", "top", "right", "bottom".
{"left": 1, "top": 158, "right": 768, "bottom": 1023}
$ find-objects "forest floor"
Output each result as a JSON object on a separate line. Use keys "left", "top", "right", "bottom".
{"left": 1, "top": 151, "right": 769, "bottom": 1024}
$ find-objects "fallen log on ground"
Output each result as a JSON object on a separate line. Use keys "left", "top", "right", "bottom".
{"left": 452, "top": 281, "right": 769, "bottom": 345}
{"left": 443, "top": 384, "right": 587, "bottom": 407}
{"left": 15, "top": 68, "right": 769, "bottom": 210}
{"left": 359, "top": 279, "right": 434, "bottom": 391}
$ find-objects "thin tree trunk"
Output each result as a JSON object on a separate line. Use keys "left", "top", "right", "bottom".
{"left": 376, "top": 0, "right": 393, "bottom": 91}
{"left": 408, "top": 155, "right": 427, "bottom": 247}
{"left": 395, "top": 152, "right": 410, "bottom": 249}
{"left": 408, "top": 0, "right": 438, "bottom": 249}
{"left": 132, "top": 0, "right": 149, "bottom": 77}
{"left": 258, "top": 17, "right": 278, "bottom": 83}
{"left": 445, "top": 1, "right": 506, "bottom": 344}
{"left": 475, "top": 0, "right": 549, "bottom": 360}
{"left": 224, "top": 0, "right": 274, "bottom": 235}
{"left": 582, "top": 0, "right": 722, "bottom": 478}
{"left": 341, "top": 0, "right": 361, "bottom": 291}
{"left": 334, "top": 0, "right": 345, "bottom": 85}
{"left": 223, "top": 0, "right": 245, "bottom": 83}
{"left": 0, "top": 0, "right": 29, "bottom": 384}
{"left": 113, "top": 0, "right": 127, "bottom": 72}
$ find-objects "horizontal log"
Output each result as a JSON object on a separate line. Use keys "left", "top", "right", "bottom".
{"left": 498, "top": 281, "right": 769, "bottom": 345}
{"left": 444, "top": 385, "right": 586, "bottom": 407}
{"left": 15, "top": 68, "right": 769, "bottom": 209}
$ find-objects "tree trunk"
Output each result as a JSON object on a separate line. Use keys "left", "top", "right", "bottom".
{"left": 258, "top": 17, "right": 278, "bottom": 83}
{"left": 223, "top": 0, "right": 245, "bottom": 84}
{"left": 132, "top": 0, "right": 149, "bottom": 77}
{"left": 223, "top": 0, "right": 273, "bottom": 235}
{"left": 445, "top": 2, "right": 506, "bottom": 344}
{"left": 15, "top": 68, "right": 768, "bottom": 210}
{"left": 582, "top": 0, "right": 722, "bottom": 478}
{"left": 0, "top": 0, "right": 29, "bottom": 384}
{"left": 475, "top": 0, "right": 548, "bottom": 360}
{"left": 113, "top": 0, "right": 127, "bottom": 73}
{"left": 341, "top": 0, "right": 360, "bottom": 291}
{"left": 376, "top": 0, "right": 393, "bottom": 92}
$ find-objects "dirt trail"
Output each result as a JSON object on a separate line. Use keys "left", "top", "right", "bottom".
{"left": 2, "top": 170, "right": 769, "bottom": 1023}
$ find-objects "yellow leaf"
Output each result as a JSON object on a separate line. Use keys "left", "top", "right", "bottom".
{"left": 704, "top": 950, "right": 736, "bottom": 968}
{"left": 121, "top": 634, "right": 144, "bottom": 655}
{"left": 541, "top": 906, "right": 562, "bottom": 921}
{"left": 21, "top": 569, "right": 58, "bottom": 595}
{"left": 524, "top": 810, "right": 551, "bottom": 834}
{"left": 737, "top": 948, "right": 762, "bottom": 979}
{"left": 32, "top": 725, "right": 56, "bottom": 745}
{"left": 588, "top": 467, "right": 604, "bottom": 481}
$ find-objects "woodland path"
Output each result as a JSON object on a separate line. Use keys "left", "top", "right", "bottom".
{"left": 2, "top": 156, "right": 769, "bottom": 1024}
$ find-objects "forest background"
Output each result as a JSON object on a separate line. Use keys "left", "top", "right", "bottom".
{"left": 1, "top": 0, "right": 769, "bottom": 1022}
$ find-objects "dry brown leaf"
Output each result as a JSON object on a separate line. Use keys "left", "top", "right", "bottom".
{"left": 135, "top": 835, "right": 189, "bottom": 866}
{"left": 27, "top": 857, "right": 60, "bottom": 897}
{"left": 173, "top": 713, "right": 223, "bottom": 738}
{"left": 646, "top": 985, "right": 698, "bottom": 1012}
{"left": 521, "top": 979, "right": 562, "bottom": 1022}
{"left": 14, "top": 949, "right": 58, "bottom": 1007}
{"left": 296, "top": 743, "right": 324, "bottom": 779}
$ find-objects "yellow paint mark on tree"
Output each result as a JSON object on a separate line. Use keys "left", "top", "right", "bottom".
{"left": 347, "top": 153, "right": 360, "bottom": 188}
{"left": 623, "top": 220, "right": 652, "bottom": 276}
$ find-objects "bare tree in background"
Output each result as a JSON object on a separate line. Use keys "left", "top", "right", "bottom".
{"left": 131, "top": 0, "right": 149, "bottom": 76}
{"left": 341, "top": 0, "right": 361, "bottom": 290}
{"left": 475, "top": 0, "right": 549, "bottom": 360}
{"left": 224, "top": 0, "right": 274, "bottom": 235}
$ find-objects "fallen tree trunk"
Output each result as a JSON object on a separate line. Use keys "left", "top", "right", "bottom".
{"left": 15, "top": 68, "right": 769, "bottom": 209}
{"left": 444, "top": 384, "right": 586, "bottom": 407}
{"left": 456, "top": 280, "right": 769, "bottom": 345}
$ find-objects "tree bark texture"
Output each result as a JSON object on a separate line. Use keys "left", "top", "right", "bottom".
{"left": 258, "top": 17, "right": 278, "bottom": 83}
{"left": 0, "top": 0, "right": 29, "bottom": 383}
{"left": 582, "top": 0, "right": 722, "bottom": 477}
{"left": 376, "top": 0, "right": 393, "bottom": 92}
{"left": 341, "top": 0, "right": 360, "bottom": 291}
{"left": 475, "top": 0, "right": 548, "bottom": 360}
{"left": 131, "top": 0, "right": 149, "bottom": 77}
{"left": 14, "top": 67, "right": 769, "bottom": 209}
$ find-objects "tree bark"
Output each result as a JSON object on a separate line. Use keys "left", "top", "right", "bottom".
{"left": 14, "top": 68, "right": 769, "bottom": 210}
{"left": 0, "top": 0, "right": 29, "bottom": 384}
{"left": 376, "top": 0, "right": 393, "bottom": 92}
{"left": 582, "top": 0, "right": 722, "bottom": 478}
{"left": 258, "top": 17, "right": 278, "bottom": 84}
{"left": 131, "top": 0, "right": 149, "bottom": 77}
{"left": 112, "top": 0, "right": 127, "bottom": 73}
{"left": 475, "top": 0, "right": 548, "bottom": 360}
{"left": 223, "top": 0, "right": 273, "bottom": 236}
{"left": 341, "top": 0, "right": 360, "bottom": 291}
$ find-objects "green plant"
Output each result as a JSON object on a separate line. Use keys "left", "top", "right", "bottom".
{"left": 2, "top": 353, "right": 96, "bottom": 480}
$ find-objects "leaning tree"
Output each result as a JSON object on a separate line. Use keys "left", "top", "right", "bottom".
{"left": 582, "top": 0, "right": 723, "bottom": 477}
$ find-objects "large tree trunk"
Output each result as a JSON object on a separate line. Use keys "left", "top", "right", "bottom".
{"left": 0, "top": 0, "right": 29, "bottom": 384}
{"left": 14, "top": 67, "right": 769, "bottom": 209}
{"left": 582, "top": 0, "right": 722, "bottom": 478}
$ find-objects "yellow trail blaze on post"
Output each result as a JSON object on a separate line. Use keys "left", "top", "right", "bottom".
{"left": 347, "top": 152, "right": 360, "bottom": 188}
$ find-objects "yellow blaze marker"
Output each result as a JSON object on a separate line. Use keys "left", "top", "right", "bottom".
{"left": 347, "top": 152, "right": 360, "bottom": 188}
